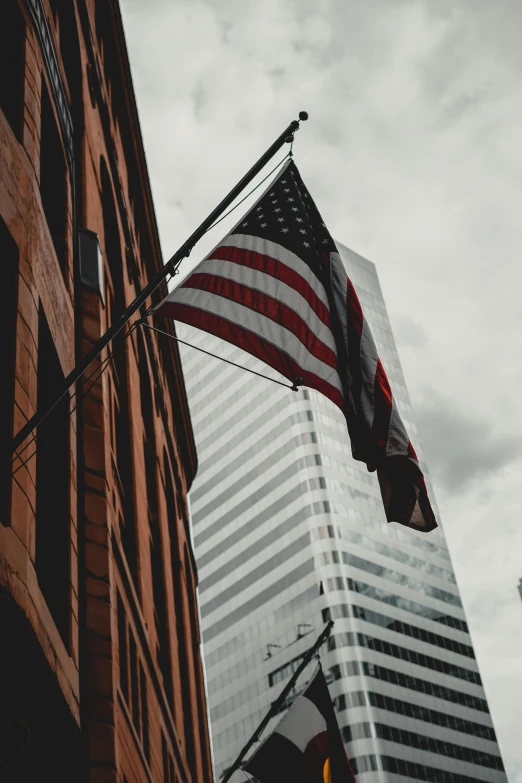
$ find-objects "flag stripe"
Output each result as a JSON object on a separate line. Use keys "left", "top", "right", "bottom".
{"left": 161, "top": 301, "right": 345, "bottom": 408}
{"left": 372, "top": 358, "right": 393, "bottom": 450}
{"left": 217, "top": 234, "right": 329, "bottom": 309}
{"left": 275, "top": 695, "right": 326, "bottom": 752}
{"left": 209, "top": 244, "right": 332, "bottom": 328}
{"left": 180, "top": 273, "right": 337, "bottom": 370}
{"left": 171, "top": 285, "right": 341, "bottom": 385}
{"left": 387, "top": 400, "right": 411, "bottom": 456}
{"left": 346, "top": 275, "right": 364, "bottom": 336}
{"left": 329, "top": 252, "right": 349, "bottom": 352}
{"left": 185, "top": 261, "right": 338, "bottom": 359}
{"left": 360, "top": 319, "right": 379, "bottom": 429}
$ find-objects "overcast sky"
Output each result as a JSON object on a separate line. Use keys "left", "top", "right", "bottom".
{"left": 120, "top": 1, "right": 522, "bottom": 778}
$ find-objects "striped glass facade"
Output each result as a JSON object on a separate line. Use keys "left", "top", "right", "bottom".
{"left": 180, "top": 243, "right": 506, "bottom": 783}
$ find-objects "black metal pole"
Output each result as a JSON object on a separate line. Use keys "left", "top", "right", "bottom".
{"left": 221, "top": 620, "right": 334, "bottom": 783}
{"left": 12, "top": 112, "right": 308, "bottom": 455}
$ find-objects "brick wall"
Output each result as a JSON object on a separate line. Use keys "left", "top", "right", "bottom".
{"left": 0, "top": 2, "right": 213, "bottom": 781}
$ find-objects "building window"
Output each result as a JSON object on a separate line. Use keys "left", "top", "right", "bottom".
{"left": 55, "top": 2, "right": 83, "bottom": 114}
{"left": 117, "top": 592, "right": 129, "bottom": 701}
{"left": 124, "top": 625, "right": 150, "bottom": 759}
{"left": 162, "top": 733, "right": 176, "bottom": 783}
{"left": 367, "top": 691, "right": 497, "bottom": 742}
{"left": 150, "top": 513, "right": 174, "bottom": 706}
{"left": 380, "top": 753, "right": 501, "bottom": 783}
{"left": 101, "top": 158, "right": 138, "bottom": 590}
{"left": 47, "top": 0, "right": 59, "bottom": 23}
{"left": 373, "top": 722, "right": 504, "bottom": 771}
{"left": 100, "top": 162, "right": 124, "bottom": 320}
{"left": 129, "top": 631, "right": 139, "bottom": 728}
{"left": 94, "top": 0, "right": 110, "bottom": 60}
{"left": 173, "top": 560, "right": 196, "bottom": 770}
{"left": 0, "top": 0, "right": 25, "bottom": 140}
{"left": 350, "top": 755, "right": 379, "bottom": 774}
{"left": 35, "top": 305, "right": 70, "bottom": 647}
{"left": 115, "top": 378, "right": 137, "bottom": 586}
{"left": 163, "top": 449, "right": 180, "bottom": 711}
{"left": 0, "top": 219, "right": 19, "bottom": 525}
{"left": 137, "top": 334, "right": 174, "bottom": 705}
{"left": 185, "top": 547, "right": 209, "bottom": 781}
{"left": 139, "top": 661, "right": 150, "bottom": 761}
{"left": 40, "top": 83, "right": 68, "bottom": 275}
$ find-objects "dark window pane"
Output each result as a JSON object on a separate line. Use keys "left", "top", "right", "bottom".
{"left": 0, "top": 218, "right": 18, "bottom": 525}
{"left": 35, "top": 306, "right": 70, "bottom": 647}
{"left": 40, "top": 85, "right": 68, "bottom": 274}
{"left": 0, "top": 0, "right": 25, "bottom": 140}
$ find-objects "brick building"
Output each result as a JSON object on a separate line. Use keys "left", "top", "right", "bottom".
{"left": 0, "top": 1, "right": 213, "bottom": 781}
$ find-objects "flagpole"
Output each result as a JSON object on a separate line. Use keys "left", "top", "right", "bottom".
{"left": 220, "top": 620, "right": 334, "bottom": 783}
{"left": 11, "top": 112, "right": 309, "bottom": 455}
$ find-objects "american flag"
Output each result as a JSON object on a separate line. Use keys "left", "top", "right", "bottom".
{"left": 154, "top": 160, "right": 437, "bottom": 532}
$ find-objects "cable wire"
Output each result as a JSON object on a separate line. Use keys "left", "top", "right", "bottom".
{"left": 204, "top": 154, "right": 290, "bottom": 234}
{"left": 140, "top": 322, "right": 301, "bottom": 391}
{"left": 12, "top": 323, "right": 138, "bottom": 476}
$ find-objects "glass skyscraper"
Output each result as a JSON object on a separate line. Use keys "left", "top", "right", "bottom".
{"left": 179, "top": 243, "right": 506, "bottom": 783}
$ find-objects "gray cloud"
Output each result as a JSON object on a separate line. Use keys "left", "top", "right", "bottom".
{"left": 391, "top": 313, "right": 429, "bottom": 349}
{"left": 416, "top": 389, "right": 522, "bottom": 493}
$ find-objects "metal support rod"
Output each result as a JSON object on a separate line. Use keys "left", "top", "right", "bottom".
{"left": 221, "top": 620, "right": 334, "bottom": 783}
{"left": 12, "top": 112, "right": 308, "bottom": 454}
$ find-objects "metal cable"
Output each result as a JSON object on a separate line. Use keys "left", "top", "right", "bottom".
{"left": 204, "top": 154, "right": 290, "bottom": 234}
{"left": 140, "top": 322, "right": 301, "bottom": 392}
{"left": 12, "top": 323, "right": 138, "bottom": 476}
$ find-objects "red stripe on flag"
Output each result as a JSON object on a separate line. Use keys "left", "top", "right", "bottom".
{"left": 408, "top": 440, "right": 418, "bottom": 461}
{"left": 212, "top": 244, "right": 332, "bottom": 329}
{"left": 182, "top": 273, "right": 338, "bottom": 370}
{"left": 346, "top": 276, "right": 364, "bottom": 338}
{"left": 160, "top": 302, "right": 345, "bottom": 410}
{"left": 372, "top": 358, "right": 393, "bottom": 450}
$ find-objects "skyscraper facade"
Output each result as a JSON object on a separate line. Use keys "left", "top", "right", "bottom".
{"left": 180, "top": 243, "right": 506, "bottom": 783}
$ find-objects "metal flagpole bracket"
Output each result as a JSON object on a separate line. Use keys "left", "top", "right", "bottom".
{"left": 11, "top": 112, "right": 309, "bottom": 456}
{"left": 285, "top": 111, "right": 308, "bottom": 153}
{"left": 291, "top": 377, "right": 303, "bottom": 392}
{"left": 286, "top": 110, "right": 308, "bottom": 142}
